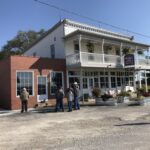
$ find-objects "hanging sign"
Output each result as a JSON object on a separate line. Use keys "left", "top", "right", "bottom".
{"left": 124, "top": 54, "right": 135, "bottom": 66}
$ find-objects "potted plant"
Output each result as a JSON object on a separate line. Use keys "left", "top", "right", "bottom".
{"left": 92, "top": 87, "right": 102, "bottom": 104}
{"left": 137, "top": 50, "right": 143, "bottom": 55}
{"left": 117, "top": 91, "right": 130, "bottom": 103}
{"left": 122, "top": 47, "right": 132, "bottom": 55}
{"left": 86, "top": 42, "right": 94, "bottom": 53}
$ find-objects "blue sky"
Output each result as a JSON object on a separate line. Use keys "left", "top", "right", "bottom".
{"left": 1, "top": 0, "right": 150, "bottom": 49}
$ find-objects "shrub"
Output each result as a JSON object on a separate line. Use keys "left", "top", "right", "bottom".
{"left": 92, "top": 87, "right": 101, "bottom": 98}
{"left": 117, "top": 91, "right": 130, "bottom": 97}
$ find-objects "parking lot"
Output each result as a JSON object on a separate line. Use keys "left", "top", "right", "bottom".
{"left": 1, "top": 105, "right": 150, "bottom": 150}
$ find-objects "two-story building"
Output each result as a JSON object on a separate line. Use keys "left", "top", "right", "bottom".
{"left": 0, "top": 19, "right": 149, "bottom": 109}
{"left": 25, "top": 19, "right": 150, "bottom": 96}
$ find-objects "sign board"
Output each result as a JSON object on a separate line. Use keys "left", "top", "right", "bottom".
{"left": 124, "top": 54, "right": 135, "bottom": 66}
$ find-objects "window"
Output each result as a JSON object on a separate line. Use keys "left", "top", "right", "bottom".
{"left": 50, "top": 72, "right": 63, "bottom": 94}
{"left": 94, "top": 78, "right": 99, "bottom": 88}
{"left": 50, "top": 44, "right": 55, "bottom": 58}
{"left": 111, "top": 77, "right": 116, "bottom": 88}
{"left": 17, "top": 72, "right": 33, "bottom": 96}
{"left": 83, "top": 78, "right": 88, "bottom": 89}
{"left": 33, "top": 52, "right": 36, "bottom": 57}
{"left": 100, "top": 77, "right": 108, "bottom": 88}
{"left": 74, "top": 43, "right": 79, "bottom": 54}
{"left": 38, "top": 76, "right": 47, "bottom": 95}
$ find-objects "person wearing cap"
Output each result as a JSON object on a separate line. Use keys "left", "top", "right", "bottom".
{"left": 20, "top": 88, "right": 29, "bottom": 113}
{"left": 73, "top": 82, "right": 80, "bottom": 110}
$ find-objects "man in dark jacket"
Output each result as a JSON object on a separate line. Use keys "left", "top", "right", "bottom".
{"left": 20, "top": 88, "right": 29, "bottom": 113}
{"left": 55, "top": 86, "right": 64, "bottom": 112}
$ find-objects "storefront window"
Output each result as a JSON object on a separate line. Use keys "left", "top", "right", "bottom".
{"left": 38, "top": 76, "right": 47, "bottom": 95}
{"left": 17, "top": 72, "right": 33, "bottom": 96}
{"left": 111, "top": 77, "right": 116, "bottom": 88}
{"left": 94, "top": 78, "right": 99, "bottom": 87}
{"left": 50, "top": 72, "right": 63, "bottom": 94}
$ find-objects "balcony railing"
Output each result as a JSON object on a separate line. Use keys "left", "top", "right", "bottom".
{"left": 66, "top": 52, "right": 122, "bottom": 66}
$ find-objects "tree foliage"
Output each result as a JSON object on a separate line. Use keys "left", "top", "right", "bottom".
{"left": 0, "top": 29, "right": 46, "bottom": 59}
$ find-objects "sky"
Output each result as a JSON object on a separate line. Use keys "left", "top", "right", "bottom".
{"left": 1, "top": 0, "right": 150, "bottom": 50}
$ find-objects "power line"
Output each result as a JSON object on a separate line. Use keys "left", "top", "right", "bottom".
{"left": 34, "top": 0, "right": 150, "bottom": 39}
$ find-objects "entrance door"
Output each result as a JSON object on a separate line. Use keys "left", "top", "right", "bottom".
{"left": 88, "top": 78, "right": 94, "bottom": 97}
{"left": 37, "top": 76, "right": 48, "bottom": 102}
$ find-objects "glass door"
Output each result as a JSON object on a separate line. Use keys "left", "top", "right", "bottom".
{"left": 37, "top": 76, "right": 48, "bottom": 102}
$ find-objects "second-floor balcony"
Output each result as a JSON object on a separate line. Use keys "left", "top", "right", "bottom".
{"left": 66, "top": 52, "right": 150, "bottom": 69}
{"left": 66, "top": 52, "right": 122, "bottom": 68}
{"left": 64, "top": 30, "right": 150, "bottom": 69}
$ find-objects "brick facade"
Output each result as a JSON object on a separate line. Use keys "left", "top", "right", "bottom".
{"left": 0, "top": 56, "right": 66, "bottom": 110}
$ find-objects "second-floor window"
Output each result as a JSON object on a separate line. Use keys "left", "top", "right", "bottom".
{"left": 74, "top": 43, "right": 79, "bottom": 54}
{"left": 50, "top": 44, "right": 55, "bottom": 58}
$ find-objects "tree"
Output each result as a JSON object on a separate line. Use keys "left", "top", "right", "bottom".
{"left": 0, "top": 29, "right": 46, "bottom": 59}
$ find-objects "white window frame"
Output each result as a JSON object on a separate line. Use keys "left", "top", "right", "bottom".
{"left": 50, "top": 71, "right": 64, "bottom": 95}
{"left": 16, "top": 70, "right": 34, "bottom": 97}
{"left": 37, "top": 75, "right": 48, "bottom": 96}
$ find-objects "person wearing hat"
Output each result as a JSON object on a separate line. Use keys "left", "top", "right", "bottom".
{"left": 73, "top": 82, "right": 80, "bottom": 110}
{"left": 20, "top": 88, "right": 29, "bottom": 113}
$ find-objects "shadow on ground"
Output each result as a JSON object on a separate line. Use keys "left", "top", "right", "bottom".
{"left": 115, "top": 122, "right": 150, "bottom": 126}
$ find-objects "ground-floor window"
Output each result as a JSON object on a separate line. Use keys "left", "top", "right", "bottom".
{"left": 38, "top": 76, "right": 47, "bottom": 95}
{"left": 50, "top": 72, "right": 63, "bottom": 95}
{"left": 100, "top": 77, "right": 109, "bottom": 88}
{"left": 83, "top": 78, "right": 88, "bottom": 89}
{"left": 111, "top": 77, "right": 116, "bottom": 88}
{"left": 17, "top": 71, "right": 33, "bottom": 96}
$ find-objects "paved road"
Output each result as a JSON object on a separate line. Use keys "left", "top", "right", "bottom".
{"left": 1, "top": 106, "right": 150, "bottom": 150}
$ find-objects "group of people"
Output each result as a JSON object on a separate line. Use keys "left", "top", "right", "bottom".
{"left": 55, "top": 82, "right": 80, "bottom": 112}
{"left": 19, "top": 82, "right": 80, "bottom": 113}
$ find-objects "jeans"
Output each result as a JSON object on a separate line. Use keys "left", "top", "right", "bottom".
{"left": 55, "top": 98, "right": 64, "bottom": 112}
{"left": 68, "top": 101, "right": 72, "bottom": 111}
{"left": 74, "top": 96, "right": 80, "bottom": 109}
{"left": 21, "top": 100, "right": 28, "bottom": 112}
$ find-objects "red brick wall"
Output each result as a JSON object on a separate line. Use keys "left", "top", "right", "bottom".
{"left": 0, "top": 57, "right": 11, "bottom": 109}
{"left": 10, "top": 56, "right": 66, "bottom": 110}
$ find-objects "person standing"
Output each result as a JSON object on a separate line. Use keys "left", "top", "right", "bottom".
{"left": 73, "top": 82, "right": 80, "bottom": 110}
{"left": 66, "top": 87, "right": 74, "bottom": 112}
{"left": 55, "top": 86, "right": 64, "bottom": 112}
{"left": 20, "top": 88, "right": 29, "bottom": 113}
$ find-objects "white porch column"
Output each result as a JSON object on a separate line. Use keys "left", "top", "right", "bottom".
{"left": 79, "top": 35, "right": 82, "bottom": 64}
{"left": 139, "top": 71, "right": 142, "bottom": 89}
{"left": 80, "top": 68, "right": 84, "bottom": 104}
{"left": 120, "top": 42, "right": 123, "bottom": 65}
{"left": 133, "top": 70, "right": 136, "bottom": 90}
{"left": 102, "top": 39, "right": 105, "bottom": 64}
{"left": 135, "top": 46, "right": 139, "bottom": 66}
{"left": 145, "top": 70, "right": 148, "bottom": 92}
